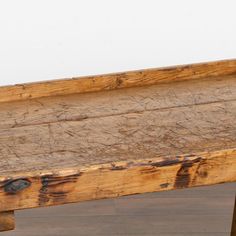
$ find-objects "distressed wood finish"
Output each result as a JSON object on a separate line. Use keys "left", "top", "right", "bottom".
{"left": 0, "top": 148, "right": 236, "bottom": 212}
{"left": 0, "top": 59, "right": 236, "bottom": 231}
{"left": 0, "top": 59, "right": 236, "bottom": 104}
{"left": 0, "top": 211, "right": 15, "bottom": 232}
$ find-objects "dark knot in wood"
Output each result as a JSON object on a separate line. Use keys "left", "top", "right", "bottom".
{"left": 4, "top": 179, "right": 31, "bottom": 194}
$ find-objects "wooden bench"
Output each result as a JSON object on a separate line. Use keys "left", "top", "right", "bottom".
{"left": 0, "top": 60, "right": 235, "bottom": 234}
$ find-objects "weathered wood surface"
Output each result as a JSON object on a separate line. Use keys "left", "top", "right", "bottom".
{"left": 0, "top": 60, "right": 236, "bottom": 214}
{"left": 0, "top": 211, "right": 15, "bottom": 232}
{"left": 0, "top": 59, "right": 236, "bottom": 104}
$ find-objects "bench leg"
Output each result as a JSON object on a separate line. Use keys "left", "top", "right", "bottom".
{"left": 231, "top": 195, "right": 236, "bottom": 236}
{"left": 0, "top": 211, "right": 15, "bottom": 232}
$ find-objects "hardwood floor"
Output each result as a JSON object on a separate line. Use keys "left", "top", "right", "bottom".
{"left": 1, "top": 183, "right": 235, "bottom": 236}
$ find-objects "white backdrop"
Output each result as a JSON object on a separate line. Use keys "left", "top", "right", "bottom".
{"left": 0, "top": 0, "right": 235, "bottom": 86}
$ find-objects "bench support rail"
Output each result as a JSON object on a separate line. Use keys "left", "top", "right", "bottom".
{"left": 0, "top": 211, "right": 15, "bottom": 232}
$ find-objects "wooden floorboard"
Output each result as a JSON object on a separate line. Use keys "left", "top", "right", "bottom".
{"left": 1, "top": 183, "right": 235, "bottom": 236}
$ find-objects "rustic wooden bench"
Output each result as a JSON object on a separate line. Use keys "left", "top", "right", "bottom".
{"left": 0, "top": 60, "right": 235, "bottom": 234}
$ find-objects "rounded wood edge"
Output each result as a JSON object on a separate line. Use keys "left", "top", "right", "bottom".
{"left": 0, "top": 59, "right": 236, "bottom": 104}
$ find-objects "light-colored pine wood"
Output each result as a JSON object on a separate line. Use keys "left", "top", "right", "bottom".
{"left": 0, "top": 59, "right": 236, "bottom": 104}
{"left": 0, "top": 211, "right": 15, "bottom": 232}
{"left": 1, "top": 74, "right": 236, "bottom": 175}
{"left": 0, "top": 148, "right": 236, "bottom": 212}
{"left": 0, "top": 60, "right": 236, "bottom": 231}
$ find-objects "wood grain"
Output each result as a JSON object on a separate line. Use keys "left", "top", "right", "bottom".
{"left": 0, "top": 74, "right": 235, "bottom": 130}
{"left": 0, "top": 75, "right": 236, "bottom": 175}
{"left": 0, "top": 59, "right": 236, "bottom": 104}
{"left": 0, "top": 211, "right": 15, "bottom": 232}
{"left": 0, "top": 148, "right": 235, "bottom": 212}
{"left": 0, "top": 60, "right": 235, "bottom": 217}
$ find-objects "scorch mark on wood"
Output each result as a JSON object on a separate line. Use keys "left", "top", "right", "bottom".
{"left": 0, "top": 60, "right": 236, "bottom": 232}
{"left": 39, "top": 173, "right": 82, "bottom": 206}
{"left": 174, "top": 157, "right": 202, "bottom": 188}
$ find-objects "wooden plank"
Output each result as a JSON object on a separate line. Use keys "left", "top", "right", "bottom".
{"left": 0, "top": 60, "right": 235, "bottom": 218}
{"left": 0, "top": 74, "right": 235, "bottom": 130}
{"left": 0, "top": 99, "right": 236, "bottom": 175}
{"left": 0, "top": 75, "right": 236, "bottom": 175}
{"left": 0, "top": 211, "right": 15, "bottom": 232}
{"left": 0, "top": 148, "right": 236, "bottom": 212}
{"left": 0, "top": 59, "right": 235, "bottom": 104}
